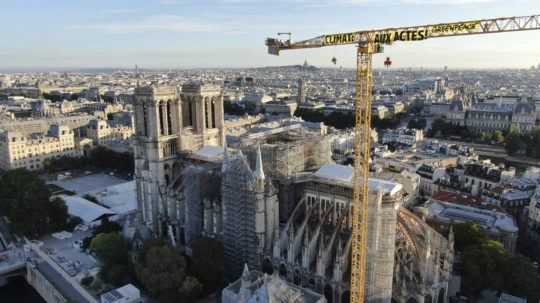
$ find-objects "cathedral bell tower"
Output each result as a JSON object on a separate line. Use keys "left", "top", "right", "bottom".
{"left": 133, "top": 85, "right": 181, "bottom": 236}
{"left": 178, "top": 82, "right": 225, "bottom": 151}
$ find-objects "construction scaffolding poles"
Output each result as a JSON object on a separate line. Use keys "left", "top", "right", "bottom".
{"left": 350, "top": 41, "right": 374, "bottom": 303}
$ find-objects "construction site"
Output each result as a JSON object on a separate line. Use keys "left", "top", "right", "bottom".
{"left": 128, "top": 13, "right": 540, "bottom": 303}
{"left": 266, "top": 14, "right": 540, "bottom": 303}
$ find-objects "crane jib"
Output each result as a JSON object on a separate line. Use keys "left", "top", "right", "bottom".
{"left": 323, "top": 20, "right": 482, "bottom": 46}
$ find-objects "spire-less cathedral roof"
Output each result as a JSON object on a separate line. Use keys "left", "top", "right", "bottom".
{"left": 313, "top": 164, "right": 403, "bottom": 195}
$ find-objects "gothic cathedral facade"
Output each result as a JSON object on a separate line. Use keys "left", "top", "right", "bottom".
{"left": 133, "top": 83, "right": 225, "bottom": 238}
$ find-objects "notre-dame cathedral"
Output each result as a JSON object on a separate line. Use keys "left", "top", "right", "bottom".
{"left": 133, "top": 82, "right": 454, "bottom": 303}
{"left": 133, "top": 82, "right": 225, "bottom": 235}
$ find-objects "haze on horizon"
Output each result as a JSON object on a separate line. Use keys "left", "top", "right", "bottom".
{"left": 1, "top": 0, "right": 540, "bottom": 70}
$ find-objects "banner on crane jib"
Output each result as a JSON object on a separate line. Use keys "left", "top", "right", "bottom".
{"left": 323, "top": 31, "right": 427, "bottom": 45}
{"left": 323, "top": 21, "right": 481, "bottom": 46}
{"left": 323, "top": 32, "right": 359, "bottom": 45}
{"left": 373, "top": 30, "right": 428, "bottom": 44}
{"left": 430, "top": 21, "right": 481, "bottom": 35}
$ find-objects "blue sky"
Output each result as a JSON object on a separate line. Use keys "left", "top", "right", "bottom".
{"left": 1, "top": 0, "right": 539, "bottom": 69}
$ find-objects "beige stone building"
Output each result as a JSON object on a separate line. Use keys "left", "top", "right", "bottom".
{"left": 447, "top": 100, "right": 536, "bottom": 133}
{"left": 0, "top": 114, "right": 94, "bottom": 135}
{"left": 0, "top": 124, "right": 80, "bottom": 171}
{"left": 86, "top": 119, "right": 133, "bottom": 145}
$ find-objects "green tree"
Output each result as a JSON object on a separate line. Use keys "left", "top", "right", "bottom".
{"left": 80, "top": 276, "right": 94, "bottom": 287}
{"left": 136, "top": 243, "right": 201, "bottom": 303}
{"left": 0, "top": 169, "right": 69, "bottom": 238}
{"left": 527, "top": 126, "right": 540, "bottom": 158}
{"left": 505, "top": 127, "right": 526, "bottom": 156}
{"left": 326, "top": 111, "right": 354, "bottom": 129}
{"left": 407, "top": 119, "right": 418, "bottom": 129}
{"left": 91, "top": 233, "right": 128, "bottom": 265}
{"left": 294, "top": 108, "right": 325, "bottom": 123}
{"left": 90, "top": 233, "right": 131, "bottom": 286}
{"left": 180, "top": 276, "right": 203, "bottom": 300}
{"left": 106, "top": 264, "right": 131, "bottom": 286}
{"left": 294, "top": 107, "right": 406, "bottom": 131}
{"left": 492, "top": 130, "right": 504, "bottom": 144}
{"left": 372, "top": 112, "right": 404, "bottom": 130}
{"left": 416, "top": 118, "right": 427, "bottom": 130}
{"left": 480, "top": 132, "right": 492, "bottom": 142}
{"left": 502, "top": 255, "right": 540, "bottom": 302}
{"left": 43, "top": 156, "right": 89, "bottom": 174}
{"left": 48, "top": 197, "right": 70, "bottom": 232}
{"left": 453, "top": 222, "right": 540, "bottom": 302}
{"left": 429, "top": 118, "right": 448, "bottom": 137}
{"left": 89, "top": 146, "right": 134, "bottom": 174}
{"left": 452, "top": 222, "right": 488, "bottom": 252}
{"left": 223, "top": 101, "right": 246, "bottom": 116}
{"left": 460, "top": 240, "right": 507, "bottom": 296}
{"left": 408, "top": 101, "right": 424, "bottom": 114}
{"left": 82, "top": 217, "right": 121, "bottom": 250}
{"left": 44, "top": 146, "right": 134, "bottom": 175}
{"left": 407, "top": 118, "right": 427, "bottom": 130}
{"left": 191, "top": 237, "right": 225, "bottom": 293}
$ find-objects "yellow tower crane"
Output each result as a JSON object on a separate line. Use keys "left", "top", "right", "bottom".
{"left": 266, "top": 14, "right": 540, "bottom": 303}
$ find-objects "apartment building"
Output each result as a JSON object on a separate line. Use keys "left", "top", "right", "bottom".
{"left": 0, "top": 124, "right": 80, "bottom": 171}
{"left": 381, "top": 128, "right": 424, "bottom": 147}
{"left": 86, "top": 119, "right": 133, "bottom": 145}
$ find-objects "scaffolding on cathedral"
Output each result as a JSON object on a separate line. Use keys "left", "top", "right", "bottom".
{"left": 236, "top": 127, "right": 332, "bottom": 180}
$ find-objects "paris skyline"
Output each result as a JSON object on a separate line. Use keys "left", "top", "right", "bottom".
{"left": 1, "top": 0, "right": 539, "bottom": 70}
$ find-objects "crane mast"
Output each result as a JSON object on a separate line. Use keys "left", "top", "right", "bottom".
{"left": 265, "top": 14, "right": 540, "bottom": 303}
{"left": 350, "top": 41, "right": 375, "bottom": 303}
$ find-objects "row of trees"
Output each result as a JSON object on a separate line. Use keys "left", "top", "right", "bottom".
{"left": 43, "top": 146, "right": 134, "bottom": 175}
{"left": 42, "top": 92, "right": 79, "bottom": 102}
{"left": 454, "top": 223, "right": 540, "bottom": 301}
{"left": 427, "top": 118, "right": 473, "bottom": 139}
{"left": 407, "top": 118, "right": 427, "bottom": 130}
{"left": 294, "top": 108, "right": 406, "bottom": 130}
{"left": 372, "top": 113, "right": 406, "bottom": 129}
{"left": 504, "top": 126, "right": 540, "bottom": 159}
{"left": 0, "top": 169, "right": 77, "bottom": 238}
{"left": 223, "top": 101, "right": 247, "bottom": 116}
{"left": 226, "top": 101, "right": 409, "bottom": 130}
{"left": 427, "top": 119, "right": 540, "bottom": 160}
{"left": 42, "top": 92, "right": 115, "bottom": 103}
{"left": 479, "top": 130, "right": 505, "bottom": 144}
{"left": 294, "top": 107, "right": 354, "bottom": 129}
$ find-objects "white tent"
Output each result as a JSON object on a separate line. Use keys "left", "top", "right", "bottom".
{"left": 61, "top": 195, "right": 115, "bottom": 224}
{"left": 89, "top": 181, "right": 137, "bottom": 215}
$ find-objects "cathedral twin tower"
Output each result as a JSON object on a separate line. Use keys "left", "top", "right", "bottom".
{"left": 133, "top": 83, "right": 226, "bottom": 237}
{"left": 134, "top": 82, "right": 280, "bottom": 279}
